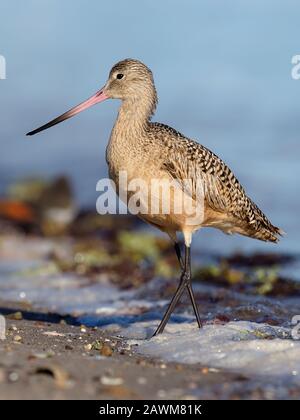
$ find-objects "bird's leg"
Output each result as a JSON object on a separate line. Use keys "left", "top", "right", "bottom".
{"left": 174, "top": 243, "right": 202, "bottom": 329}
{"left": 174, "top": 242, "right": 184, "bottom": 269}
{"left": 152, "top": 243, "right": 188, "bottom": 336}
{"left": 153, "top": 271, "right": 187, "bottom": 336}
{"left": 184, "top": 246, "right": 203, "bottom": 329}
{"left": 153, "top": 244, "right": 202, "bottom": 336}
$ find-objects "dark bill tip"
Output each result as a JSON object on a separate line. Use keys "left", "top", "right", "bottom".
{"left": 26, "top": 87, "right": 108, "bottom": 137}
{"left": 26, "top": 113, "right": 69, "bottom": 136}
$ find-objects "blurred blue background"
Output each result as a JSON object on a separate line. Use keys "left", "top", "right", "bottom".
{"left": 0, "top": 0, "right": 299, "bottom": 253}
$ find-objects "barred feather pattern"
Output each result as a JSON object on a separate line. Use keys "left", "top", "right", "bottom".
{"left": 147, "top": 122, "right": 282, "bottom": 243}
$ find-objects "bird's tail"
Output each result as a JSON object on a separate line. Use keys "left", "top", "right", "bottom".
{"left": 247, "top": 198, "right": 284, "bottom": 243}
{"left": 251, "top": 225, "right": 284, "bottom": 243}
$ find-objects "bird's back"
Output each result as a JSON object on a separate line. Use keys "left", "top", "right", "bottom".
{"left": 147, "top": 122, "right": 282, "bottom": 243}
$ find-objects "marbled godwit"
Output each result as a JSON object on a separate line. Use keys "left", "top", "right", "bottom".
{"left": 27, "top": 59, "right": 282, "bottom": 335}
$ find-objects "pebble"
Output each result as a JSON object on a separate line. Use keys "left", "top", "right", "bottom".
{"left": 8, "top": 372, "right": 19, "bottom": 382}
{"left": 30, "top": 353, "right": 47, "bottom": 359}
{"left": 43, "top": 331, "right": 65, "bottom": 337}
{"left": 84, "top": 344, "right": 92, "bottom": 351}
{"left": 208, "top": 368, "right": 220, "bottom": 373}
{"left": 100, "top": 376, "right": 124, "bottom": 386}
{"left": 182, "top": 395, "right": 198, "bottom": 400}
{"left": 31, "top": 352, "right": 54, "bottom": 359}
{"left": 65, "top": 344, "right": 74, "bottom": 351}
{"left": 137, "top": 377, "right": 147, "bottom": 385}
{"left": 91, "top": 340, "right": 103, "bottom": 351}
{"left": 100, "top": 344, "right": 114, "bottom": 357}
{"left": 13, "top": 335, "right": 22, "bottom": 342}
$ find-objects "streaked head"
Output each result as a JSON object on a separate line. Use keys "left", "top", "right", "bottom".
{"left": 105, "top": 59, "right": 156, "bottom": 101}
{"left": 26, "top": 58, "right": 157, "bottom": 136}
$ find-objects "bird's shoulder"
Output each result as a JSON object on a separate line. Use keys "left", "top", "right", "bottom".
{"left": 149, "top": 122, "right": 244, "bottom": 193}
{"left": 148, "top": 123, "right": 255, "bottom": 221}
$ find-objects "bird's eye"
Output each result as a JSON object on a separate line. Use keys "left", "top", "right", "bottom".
{"left": 116, "top": 73, "right": 124, "bottom": 80}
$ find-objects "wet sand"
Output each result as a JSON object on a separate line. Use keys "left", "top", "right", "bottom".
{"left": 0, "top": 302, "right": 252, "bottom": 400}
{"left": 1, "top": 300, "right": 300, "bottom": 400}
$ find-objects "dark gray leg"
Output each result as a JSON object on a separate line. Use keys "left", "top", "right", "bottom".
{"left": 185, "top": 247, "right": 203, "bottom": 329}
{"left": 174, "top": 242, "right": 184, "bottom": 269}
{"left": 153, "top": 244, "right": 202, "bottom": 336}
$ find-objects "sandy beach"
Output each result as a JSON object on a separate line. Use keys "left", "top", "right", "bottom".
{"left": 0, "top": 303, "right": 250, "bottom": 400}
{"left": 2, "top": 303, "right": 300, "bottom": 400}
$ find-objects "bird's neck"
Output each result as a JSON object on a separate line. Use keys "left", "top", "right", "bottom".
{"left": 112, "top": 89, "right": 157, "bottom": 140}
{"left": 115, "top": 101, "right": 148, "bottom": 135}
{"left": 107, "top": 91, "right": 157, "bottom": 172}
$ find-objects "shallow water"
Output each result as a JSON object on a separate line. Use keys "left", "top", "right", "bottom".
{"left": 128, "top": 322, "right": 300, "bottom": 381}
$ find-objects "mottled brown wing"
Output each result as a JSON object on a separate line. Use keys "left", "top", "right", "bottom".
{"left": 158, "top": 128, "right": 246, "bottom": 217}
{"left": 152, "top": 123, "right": 282, "bottom": 242}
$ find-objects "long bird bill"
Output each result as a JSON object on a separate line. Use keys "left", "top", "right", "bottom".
{"left": 26, "top": 88, "right": 108, "bottom": 136}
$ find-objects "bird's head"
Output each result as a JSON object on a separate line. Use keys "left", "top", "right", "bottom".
{"left": 26, "top": 58, "right": 157, "bottom": 136}
{"left": 105, "top": 59, "right": 156, "bottom": 101}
